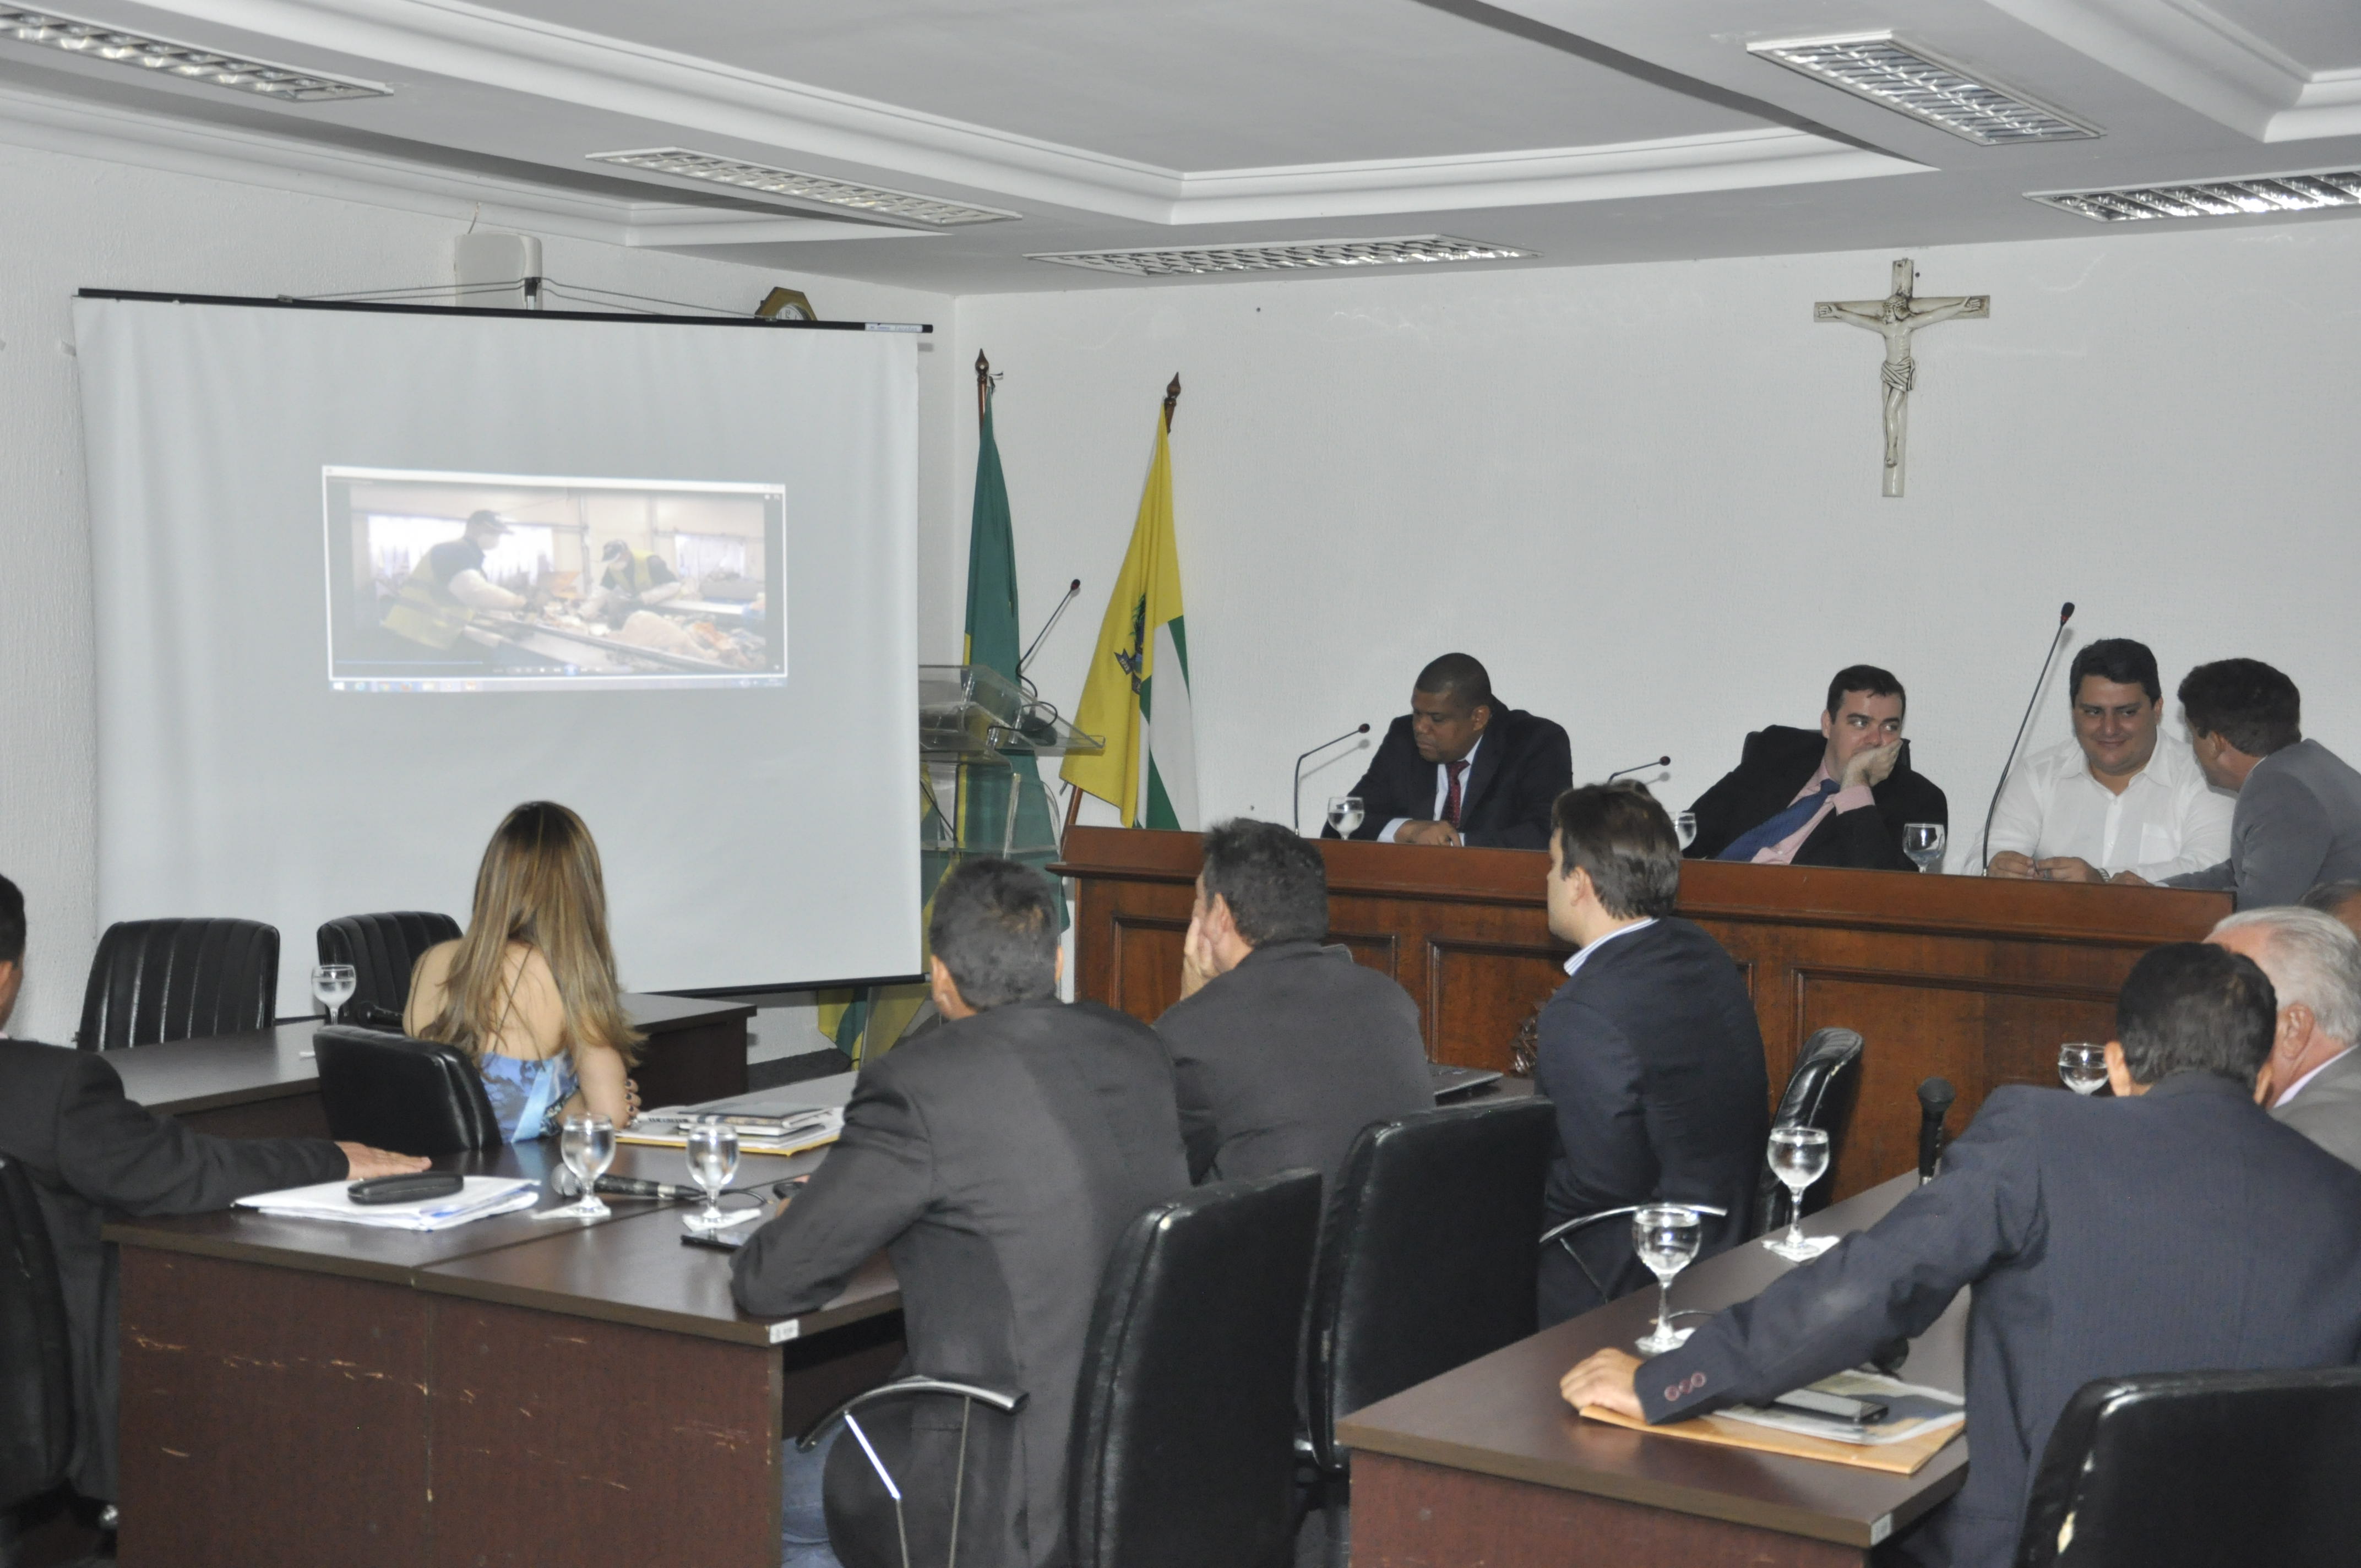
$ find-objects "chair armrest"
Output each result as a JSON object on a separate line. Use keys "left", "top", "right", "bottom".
{"left": 795, "top": 1375, "right": 1028, "bottom": 1452}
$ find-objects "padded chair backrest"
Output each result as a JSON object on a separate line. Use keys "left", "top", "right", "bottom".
{"left": 1752, "top": 1027, "right": 1863, "bottom": 1235}
{"left": 0, "top": 1158, "right": 74, "bottom": 1510}
{"left": 1307, "top": 1097, "right": 1557, "bottom": 1471}
{"left": 2017, "top": 1367, "right": 2361, "bottom": 1568}
{"left": 77, "top": 917, "right": 280, "bottom": 1051}
{"left": 317, "top": 912, "right": 461, "bottom": 1021}
{"left": 1068, "top": 1169, "right": 1322, "bottom": 1568}
{"left": 314, "top": 1026, "right": 502, "bottom": 1156}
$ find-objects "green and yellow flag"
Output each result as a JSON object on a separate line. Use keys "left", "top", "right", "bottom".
{"left": 958, "top": 386, "right": 1063, "bottom": 871}
{"left": 1062, "top": 402, "right": 1198, "bottom": 829}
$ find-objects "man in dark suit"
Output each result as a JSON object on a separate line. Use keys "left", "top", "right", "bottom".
{"left": 0, "top": 872, "right": 423, "bottom": 1509}
{"left": 1563, "top": 942, "right": 2361, "bottom": 1568}
{"left": 1329, "top": 652, "right": 1571, "bottom": 850}
{"left": 1685, "top": 664, "right": 1947, "bottom": 872}
{"left": 1155, "top": 818, "right": 1431, "bottom": 1192}
{"left": 1534, "top": 785, "right": 1769, "bottom": 1326}
{"left": 732, "top": 858, "right": 1190, "bottom": 1568}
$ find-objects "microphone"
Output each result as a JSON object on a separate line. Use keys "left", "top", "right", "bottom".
{"left": 1916, "top": 1077, "right": 1956, "bottom": 1183}
{"left": 1606, "top": 755, "right": 1671, "bottom": 783}
{"left": 1978, "top": 602, "right": 2075, "bottom": 872}
{"left": 592, "top": 1174, "right": 703, "bottom": 1202}
{"left": 1294, "top": 724, "right": 1372, "bottom": 831}
{"left": 1017, "top": 579, "right": 1082, "bottom": 674}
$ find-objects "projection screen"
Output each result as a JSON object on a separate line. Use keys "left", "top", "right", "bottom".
{"left": 74, "top": 293, "right": 922, "bottom": 1014}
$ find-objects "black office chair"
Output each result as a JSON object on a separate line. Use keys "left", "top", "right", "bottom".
{"left": 1303, "top": 1098, "right": 1557, "bottom": 1567}
{"left": 75, "top": 917, "right": 279, "bottom": 1051}
{"left": 798, "top": 1169, "right": 1323, "bottom": 1568}
{"left": 2016, "top": 1367, "right": 2361, "bottom": 1567}
{"left": 1751, "top": 1027, "right": 1864, "bottom": 1237}
{"left": 313, "top": 1026, "right": 502, "bottom": 1156}
{"left": 0, "top": 1158, "right": 74, "bottom": 1512}
{"left": 317, "top": 912, "right": 460, "bottom": 1030}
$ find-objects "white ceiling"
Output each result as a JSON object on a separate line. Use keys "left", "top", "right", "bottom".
{"left": 3, "top": 0, "right": 2359, "bottom": 295}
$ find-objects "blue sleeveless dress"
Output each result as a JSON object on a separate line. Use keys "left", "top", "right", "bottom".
{"left": 477, "top": 1052, "right": 580, "bottom": 1143}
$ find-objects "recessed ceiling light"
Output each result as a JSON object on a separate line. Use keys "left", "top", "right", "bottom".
{"left": 0, "top": 7, "right": 388, "bottom": 101}
{"left": 1026, "top": 235, "right": 1538, "bottom": 278}
{"left": 2030, "top": 168, "right": 2361, "bottom": 222}
{"left": 1749, "top": 32, "right": 2098, "bottom": 146}
{"left": 587, "top": 148, "right": 1018, "bottom": 227}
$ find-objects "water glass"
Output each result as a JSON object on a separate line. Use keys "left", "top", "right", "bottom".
{"left": 1674, "top": 812, "right": 1699, "bottom": 852}
{"left": 684, "top": 1118, "right": 741, "bottom": 1234}
{"left": 2059, "top": 1042, "right": 2110, "bottom": 1096}
{"left": 1633, "top": 1205, "right": 1703, "bottom": 1354}
{"left": 1326, "top": 796, "right": 1365, "bottom": 837}
{"left": 558, "top": 1113, "right": 616, "bottom": 1219}
{"left": 1764, "top": 1126, "right": 1837, "bottom": 1261}
{"left": 311, "top": 963, "right": 357, "bottom": 1025}
{"left": 1903, "top": 822, "right": 1946, "bottom": 875}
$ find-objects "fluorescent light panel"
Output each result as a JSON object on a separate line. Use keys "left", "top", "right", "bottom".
{"left": 0, "top": 7, "right": 387, "bottom": 100}
{"left": 588, "top": 148, "right": 1017, "bottom": 227}
{"left": 1749, "top": 32, "right": 2097, "bottom": 146}
{"left": 1027, "top": 235, "right": 1537, "bottom": 277}
{"left": 2030, "top": 168, "right": 2361, "bottom": 222}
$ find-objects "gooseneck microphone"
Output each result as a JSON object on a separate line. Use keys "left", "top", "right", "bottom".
{"left": 1294, "top": 723, "right": 1372, "bottom": 831}
{"left": 1917, "top": 1077, "right": 1957, "bottom": 1183}
{"left": 1979, "top": 602, "right": 2075, "bottom": 871}
{"left": 1606, "top": 755, "right": 1672, "bottom": 783}
{"left": 1018, "top": 579, "right": 1084, "bottom": 674}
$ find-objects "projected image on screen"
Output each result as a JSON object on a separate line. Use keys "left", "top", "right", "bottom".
{"left": 323, "top": 468, "right": 786, "bottom": 692}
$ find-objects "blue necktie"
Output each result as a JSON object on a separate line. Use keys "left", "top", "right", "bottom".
{"left": 1716, "top": 779, "right": 1840, "bottom": 862}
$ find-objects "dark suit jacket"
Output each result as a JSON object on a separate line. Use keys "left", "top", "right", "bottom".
{"left": 1154, "top": 941, "right": 1433, "bottom": 1193}
{"left": 0, "top": 1039, "right": 345, "bottom": 1500}
{"left": 1685, "top": 725, "right": 1947, "bottom": 872}
{"left": 1329, "top": 705, "right": 1572, "bottom": 850}
{"left": 1639, "top": 1074, "right": 2361, "bottom": 1568}
{"left": 1534, "top": 919, "right": 1769, "bottom": 1325}
{"left": 731, "top": 999, "right": 1189, "bottom": 1568}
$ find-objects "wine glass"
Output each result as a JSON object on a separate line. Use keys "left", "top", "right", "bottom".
{"left": 558, "top": 1113, "right": 616, "bottom": 1219}
{"left": 1903, "top": 823, "right": 1946, "bottom": 875}
{"left": 2059, "top": 1043, "right": 2110, "bottom": 1096}
{"left": 683, "top": 1118, "right": 741, "bottom": 1234}
{"left": 311, "top": 963, "right": 356, "bottom": 1026}
{"left": 1764, "top": 1126, "right": 1837, "bottom": 1261}
{"left": 1674, "top": 812, "right": 1699, "bottom": 852}
{"left": 1633, "top": 1205, "right": 1703, "bottom": 1354}
{"left": 1326, "top": 796, "right": 1365, "bottom": 838}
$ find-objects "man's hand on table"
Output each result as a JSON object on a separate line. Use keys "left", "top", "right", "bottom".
{"left": 1560, "top": 1347, "right": 1645, "bottom": 1419}
{"left": 1986, "top": 851, "right": 2037, "bottom": 880}
{"left": 338, "top": 1142, "right": 431, "bottom": 1179}
{"left": 2035, "top": 857, "right": 2105, "bottom": 883}
{"left": 2107, "top": 869, "right": 2153, "bottom": 887}
{"left": 1394, "top": 819, "right": 1464, "bottom": 848}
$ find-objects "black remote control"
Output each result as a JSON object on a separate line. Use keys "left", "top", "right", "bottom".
{"left": 348, "top": 1172, "right": 464, "bottom": 1205}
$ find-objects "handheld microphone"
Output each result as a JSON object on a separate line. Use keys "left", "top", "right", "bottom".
{"left": 1017, "top": 579, "right": 1083, "bottom": 674}
{"left": 1294, "top": 723, "right": 1372, "bottom": 831}
{"left": 1978, "top": 602, "right": 2075, "bottom": 872}
{"left": 1916, "top": 1077, "right": 1957, "bottom": 1183}
{"left": 593, "top": 1174, "right": 702, "bottom": 1202}
{"left": 1606, "top": 755, "right": 1671, "bottom": 783}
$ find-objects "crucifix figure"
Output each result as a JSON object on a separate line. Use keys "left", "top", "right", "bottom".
{"left": 1816, "top": 259, "right": 1988, "bottom": 498}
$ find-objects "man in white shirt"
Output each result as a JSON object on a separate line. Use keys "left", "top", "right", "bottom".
{"left": 1987, "top": 638, "right": 2231, "bottom": 883}
{"left": 2207, "top": 905, "right": 2361, "bottom": 1171}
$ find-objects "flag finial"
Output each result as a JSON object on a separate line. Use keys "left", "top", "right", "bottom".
{"left": 1163, "top": 373, "right": 1182, "bottom": 431}
{"left": 976, "top": 350, "right": 995, "bottom": 418}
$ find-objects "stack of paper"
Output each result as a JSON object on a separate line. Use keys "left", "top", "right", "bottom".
{"left": 235, "top": 1177, "right": 542, "bottom": 1232}
{"left": 619, "top": 1106, "right": 844, "bottom": 1157}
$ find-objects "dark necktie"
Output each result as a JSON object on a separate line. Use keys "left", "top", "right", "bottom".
{"left": 1443, "top": 761, "right": 1469, "bottom": 827}
{"left": 1716, "top": 778, "right": 1839, "bottom": 862}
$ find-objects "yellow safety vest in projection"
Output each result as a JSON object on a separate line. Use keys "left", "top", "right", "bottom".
{"left": 608, "top": 547, "right": 665, "bottom": 595}
{"left": 382, "top": 553, "right": 475, "bottom": 649}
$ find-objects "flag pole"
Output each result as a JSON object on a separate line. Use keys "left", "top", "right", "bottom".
{"left": 977, "top": 350, "right": 994, "bottom": 420}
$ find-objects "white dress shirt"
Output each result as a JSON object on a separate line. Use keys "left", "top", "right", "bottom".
{"left": 1560, "top": 917, "right": 1657, "bottom": 982}
{"left": 1378, "top": 734, "right": 1483, "bottom": 843}
{"left": 1985, "top": 733, "right": 2234, "bottom": 881}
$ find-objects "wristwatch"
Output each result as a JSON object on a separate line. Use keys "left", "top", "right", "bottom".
{"left": 2096, "top": 868, "right": 2113, "bottom": 884}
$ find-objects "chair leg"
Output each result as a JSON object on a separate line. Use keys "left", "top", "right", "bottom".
{"left": 1322, "top": 1476, "right": 1350, "bottom": 1568}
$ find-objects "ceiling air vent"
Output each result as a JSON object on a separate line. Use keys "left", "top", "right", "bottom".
{"left": 1026, "top": 235, "right": 1537, "bottom": 278}
{"left": 587, "top": 148, "right": 1018, "bottom": 227}
{"left": 1748, "top": 33, "right": 2098, "bottom": 145}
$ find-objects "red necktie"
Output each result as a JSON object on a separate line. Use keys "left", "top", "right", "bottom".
{"left": 1443, "top": 761, "right": 1468, "bottom": 827}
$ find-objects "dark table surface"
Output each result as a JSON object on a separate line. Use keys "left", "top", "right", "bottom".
{"left": 1336, "top": 1174, "right": 1967, "bottom": 1550}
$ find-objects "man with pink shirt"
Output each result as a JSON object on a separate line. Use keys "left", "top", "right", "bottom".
{"left": 1683, "top": 665, "right": 1949, "bottom": 872}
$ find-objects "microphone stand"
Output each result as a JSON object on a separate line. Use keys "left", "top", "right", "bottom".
{"left": 1979, "top": 602, "right": 2075, "bottom": 872}
{"left": 1293, "top": 725, "right": 1371, "bottom": 831}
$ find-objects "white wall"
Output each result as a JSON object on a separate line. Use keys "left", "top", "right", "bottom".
{"left": 0, "top": 141, "right": 956, "bottom": 1046}
{"left": 951, "top": 220, "right": 2361, "bottom": 865}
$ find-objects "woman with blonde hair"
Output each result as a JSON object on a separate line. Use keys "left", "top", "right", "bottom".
{"left": 406, "top": 801, "right": 641, "bottom": 1140}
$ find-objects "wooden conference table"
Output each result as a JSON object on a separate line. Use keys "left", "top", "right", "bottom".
{"left": 1059, "top": 827, "right": 2231, "bottom": 1199}
{"left": 106, "top": 1070, "right": 893, "bottom": 1568}
{"left": 1340, "top": 1173, "right": 1963, "bottom": 1567}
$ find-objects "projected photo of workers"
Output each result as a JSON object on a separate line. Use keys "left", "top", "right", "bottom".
{"left": 323, "top": 467, "right": 786, "bottom": 692}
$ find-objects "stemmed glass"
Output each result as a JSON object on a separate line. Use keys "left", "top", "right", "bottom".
{"left": 1674, "top": 813, "right": 1699, "bottom": 852}
{"left": 1903, "top": 823, "right": 1946, "bottom": 875}
{"left": 2059, "top": 1043, "right": 2109, "bottom": 1096}
{"left": 683, "top": 1118, "right": 741, "bottom": 1234}
{"left": 312, "top": 963, "right": 356, "bottom": 1026}
{"left": 1763, "top": 1126, "right": 1837, "bottom": 1261}
{"left": 1633, "top": 1205, "right": 1703, "bottom": 1354}
{"left": 1326, "top": 796, "right": 1364, "bottom": 838}
{"left": 556, "top": 1113, "right": 616, "bottom": 1219}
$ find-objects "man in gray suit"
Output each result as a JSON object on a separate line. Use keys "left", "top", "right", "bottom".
{"left": 2210, "top": 905, "right": 2361, "bottom": 1171}
{"left": 1155, "top": 818, "right": 1431, "bottom": 1192}
{"left": 2130, "top": 660, "right": 2361, "bottom": 906}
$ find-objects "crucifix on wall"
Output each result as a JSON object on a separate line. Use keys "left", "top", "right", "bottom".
{"left": 1816, "top": 259, "right": 1988, "bottom": 498}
